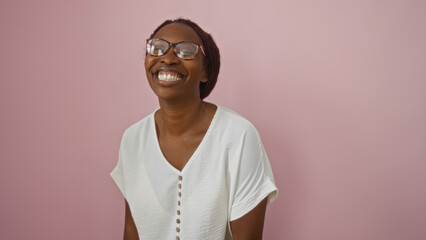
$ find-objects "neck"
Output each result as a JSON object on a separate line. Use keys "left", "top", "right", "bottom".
{"left": 156, "top": 97, "right": 205, "bottom": 136}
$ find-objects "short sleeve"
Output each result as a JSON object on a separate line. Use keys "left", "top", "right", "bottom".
{"left": 229, "top": 124, "right": 278, "bottom": 221}
{"left": 110, "top": 130, "right": 127, "bottom": 199}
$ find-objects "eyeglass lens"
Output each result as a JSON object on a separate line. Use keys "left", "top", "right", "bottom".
{"left": 147, "top": 39, "right": 199, "bottom": 60}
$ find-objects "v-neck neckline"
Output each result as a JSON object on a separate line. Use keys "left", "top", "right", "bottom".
{"left": 151, "top": 104, "right": 221, "bottom": 175}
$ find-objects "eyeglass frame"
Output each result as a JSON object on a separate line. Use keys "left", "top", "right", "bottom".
{"left": 146, "top": 38, "right": 205, "bottom": 60}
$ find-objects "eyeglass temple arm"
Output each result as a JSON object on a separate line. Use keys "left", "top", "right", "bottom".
{"left": 199, "top": 45, "right": 206, "bottom": 56}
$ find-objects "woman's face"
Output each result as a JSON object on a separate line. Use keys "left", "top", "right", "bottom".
{"left": 145, "top": 23, "right": 207, "bottom": 102}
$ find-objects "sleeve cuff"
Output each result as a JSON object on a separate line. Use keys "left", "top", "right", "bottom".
{"left": 230, "top": 177, "right": 278, "bottom": 221}
{"left": 110, "top": 167, "right": 126, "bottom": 198}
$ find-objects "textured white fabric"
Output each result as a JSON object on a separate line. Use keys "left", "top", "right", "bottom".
{"left": 110, "top": 105, "right": 278, "bottom": 240}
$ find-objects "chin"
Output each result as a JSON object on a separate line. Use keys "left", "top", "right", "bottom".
{"left": 152, "top": 88, "right": 184, "bottom": 102}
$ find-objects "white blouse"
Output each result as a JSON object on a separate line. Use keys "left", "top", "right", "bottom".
{"left": 111, "top": 105, "right": 278, "bottom": 240}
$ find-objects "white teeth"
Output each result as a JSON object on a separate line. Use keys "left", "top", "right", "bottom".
{"left": 157, "top": 72, "right": 183, "bottom": 82}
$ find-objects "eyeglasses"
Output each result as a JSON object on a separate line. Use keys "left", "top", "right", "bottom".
{"left": 146, "top": 38, "right": 205, "bottom": 60}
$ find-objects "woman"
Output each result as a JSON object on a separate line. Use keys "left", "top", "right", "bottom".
{"left": 111, "top": 18, "right": 278, "bottom": 240}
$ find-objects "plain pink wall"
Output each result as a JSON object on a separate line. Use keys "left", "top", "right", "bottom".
{"left": 1, "top": 0, "right": 426, "bottom": 239}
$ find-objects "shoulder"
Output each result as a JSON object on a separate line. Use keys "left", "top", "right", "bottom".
{"left": 212, "top": 105, "right": 263, "bottom": 149}
{"left": 216, "top": 105, "right": 261, "bottom": 137}
{"left": 120, "top": 109, "right": 157, "bottom": 145}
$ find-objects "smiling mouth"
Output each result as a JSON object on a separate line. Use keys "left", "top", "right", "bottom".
{"left": 156, "top": 71, "right": 184, "bottom": 82}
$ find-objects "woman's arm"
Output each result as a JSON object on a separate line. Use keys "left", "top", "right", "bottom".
{"left": 230, "top": 198, "right": 268, "bottom": 240}
{"left": 124, "top": 200, "right": 139, "bottom": 240}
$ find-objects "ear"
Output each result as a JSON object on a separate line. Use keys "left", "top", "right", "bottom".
{"left": 200, "top": 68, "right": 208, "bottom": 83}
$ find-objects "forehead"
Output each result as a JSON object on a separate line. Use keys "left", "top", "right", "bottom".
{"left": 153, "top": 23, "right": 202, "bottom": 44}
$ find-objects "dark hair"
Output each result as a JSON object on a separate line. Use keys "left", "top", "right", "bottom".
{"left": 149, "top": 18, "right": 220, "bottom": 100}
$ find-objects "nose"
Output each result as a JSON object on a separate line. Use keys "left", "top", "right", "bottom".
{"left": 161, "top": 48, "right": 180, "bottom": 65}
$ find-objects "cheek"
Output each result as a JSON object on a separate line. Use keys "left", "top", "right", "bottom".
{"left": 144, "top": 58, "right": 150, "bottom": 69}
{"left": 145, "top": 54, "right": 156, "bottom": 68}
{"left": 187, "top": 58, "right": 205, "bottom": 76}
{"left": 144, "top": 59, "right": 155, "bottom": 77}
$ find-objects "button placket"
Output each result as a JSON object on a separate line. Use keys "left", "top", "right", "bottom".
{"left": 176, "top": 175, "right": 183, "bottom": 239}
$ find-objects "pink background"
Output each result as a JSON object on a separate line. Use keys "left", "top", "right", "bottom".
{"left": 1, "top": 0, "right": 426, "bottom": 239}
